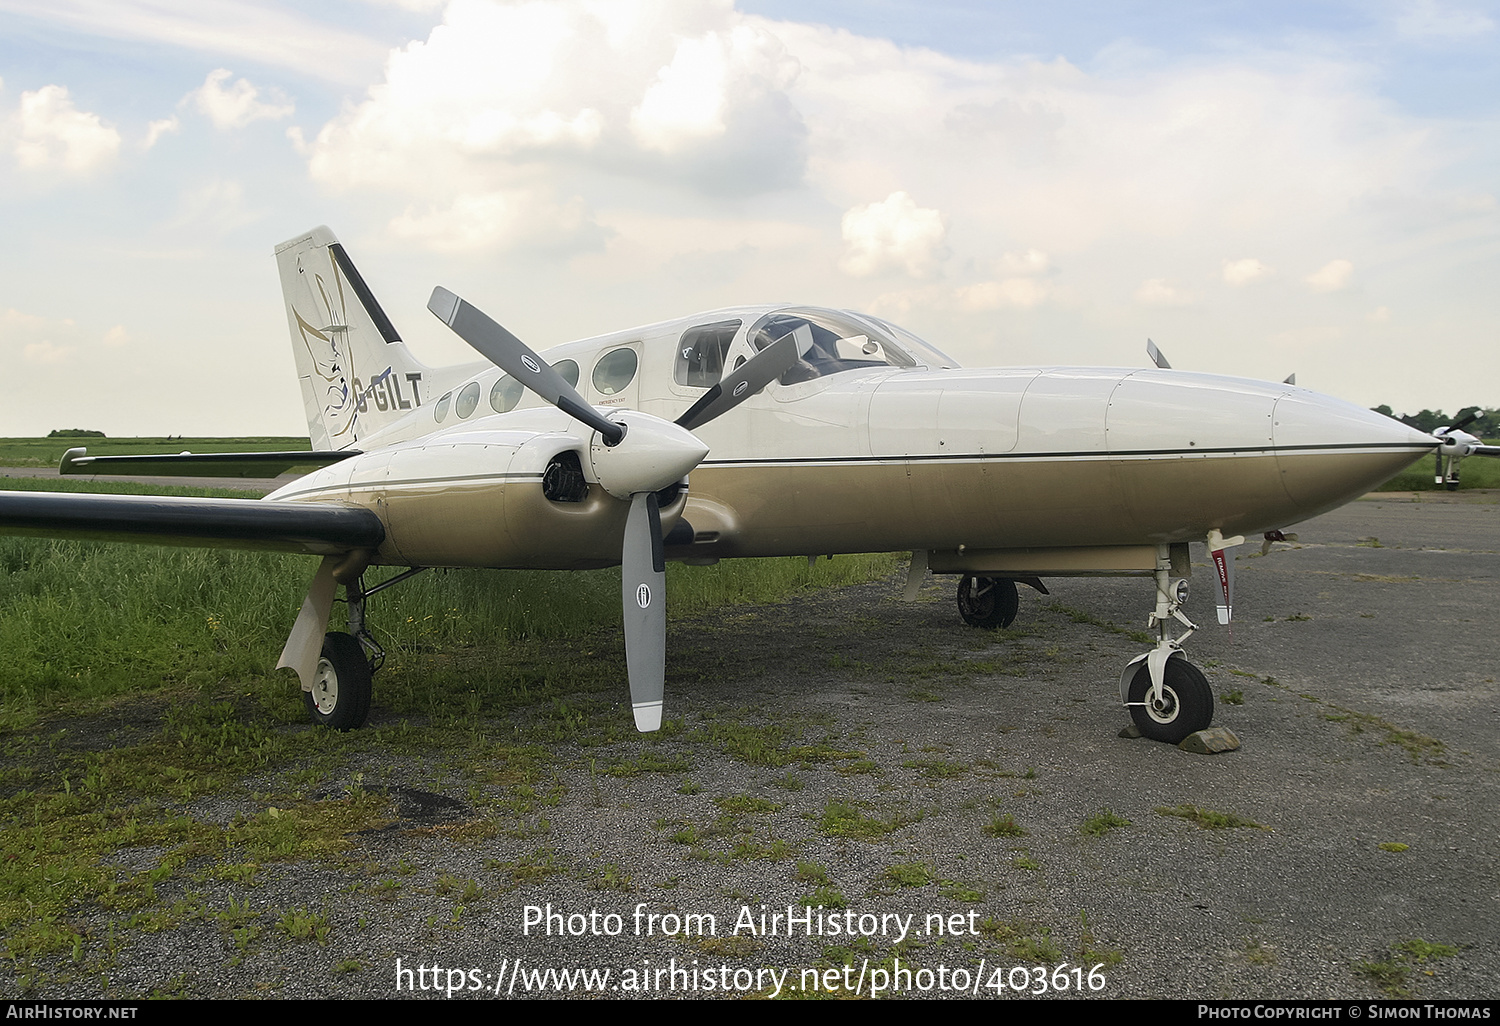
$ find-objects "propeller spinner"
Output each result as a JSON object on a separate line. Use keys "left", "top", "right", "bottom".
{"left": 427, "top": 286, "right": 803, "bottom": 731}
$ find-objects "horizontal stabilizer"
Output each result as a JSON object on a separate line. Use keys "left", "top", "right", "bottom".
{"left": 0, "top": 490, "right": 384, "bottom": 555}
{"left": 59, "top": 447, "right": 360, "bottom": 478}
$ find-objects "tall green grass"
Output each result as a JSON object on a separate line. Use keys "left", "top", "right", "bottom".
{"left": 0, "top": 478, "right": 899, "bottom": 725}
{"left": 1373, "top": 449, "right": 1500, "bottom": 491}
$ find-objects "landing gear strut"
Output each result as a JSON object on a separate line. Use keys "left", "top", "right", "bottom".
{"left": 299, "top": 566, "right": 429, "bottom": 731}
{"left": 1120, "top": 544, "right": 1213, "bottom": 743}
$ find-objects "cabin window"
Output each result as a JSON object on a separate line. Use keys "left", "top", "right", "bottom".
{"left": 490, "top": 357, "right": 578, "bottom": 415}
{"left": 434, "top": 391, "right": 452, "bottom": 423}
{"left": 592, "top": 348, "right": 637, "bottom": 395}
{"left": 553, "top": 359, "right": 580, "bottom": 388}
{"left": 490, "top": 375, "right": 524, "bottom": 414}
{"left": 674, "top": 320, "right": 741, "bottom": 388}
{"left": 455, "top": 380, "right": 481, "bottom": 418}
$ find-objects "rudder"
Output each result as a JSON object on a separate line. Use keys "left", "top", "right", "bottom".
{"left": 275, "top": 226, "right": 433, "bottom": 448}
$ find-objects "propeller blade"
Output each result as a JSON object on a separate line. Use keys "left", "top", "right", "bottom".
{"left": 428, "top": 286, "right": 624, "bottom": 445}
{"left": 676, "top": 325, "right": 812, "bottom": 431}
{"left": 1146, "top": 338, "right": 1171, "bottom": 370}
{"left": 1450, "top": 410, "right": 1481, "bottom": 433}
{"left": 621, "top": 491, "right": 667, "bottom": 731}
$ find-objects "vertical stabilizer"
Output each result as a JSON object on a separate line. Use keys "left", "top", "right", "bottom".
{"left": 275, "top": 226, "right": 433, "bottom": 448}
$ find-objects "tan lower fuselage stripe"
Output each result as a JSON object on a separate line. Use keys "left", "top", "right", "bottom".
{"left": 291, "top": 446, "right": 1422, "bottom": 571}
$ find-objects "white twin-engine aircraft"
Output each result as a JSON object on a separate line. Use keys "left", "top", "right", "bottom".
{"left": 2, "top": 226, "right": 1487, "bottom": 743}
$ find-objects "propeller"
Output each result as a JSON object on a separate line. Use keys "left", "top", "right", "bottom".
{"left": 1431, "top": 410, "right": 1497, "bottom": 490}
{"left": 428, "top": 287, "right": 624, "bottom": 445}
{"left": 676, "top": 325, "right": 811, "bottom": 431}
{"left": 427, "top": 286, "right": 802, "bottom": 731}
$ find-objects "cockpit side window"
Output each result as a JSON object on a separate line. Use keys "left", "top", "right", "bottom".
{"left": 749, "top": 309, "right": 916, "bottom": 385}
{"left": 674, "top": 320, "right": 741, "bottom": 388}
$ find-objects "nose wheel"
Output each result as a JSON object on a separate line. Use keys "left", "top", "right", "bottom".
{"left": 1126, "top": 658, "right": 1211, "bottom": 743}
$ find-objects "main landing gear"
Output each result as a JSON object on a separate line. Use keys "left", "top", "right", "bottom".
{"left": 956, "top": 575, "right": 1019, "bottom": 629}
{"left": 303, "top": 567, "right": 427, "bottom": 731}
{"left": 1119, "top": 545, "right": 1213, "bottom": 743}
{"left": 954, "top": 574, "right": 1048, "bottom": 630}
{"left": 306, "top": 631, "right": 372, "bottom": 731}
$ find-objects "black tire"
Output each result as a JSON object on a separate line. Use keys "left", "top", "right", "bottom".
{"left": 304, "top": 632, "right": 372, "bottom": 731}
{"left": 1127, "top": 658, "right": 1213, "bottom": 743}
{"left": 956, "top": 575, "right": 1019, "bottom": 629}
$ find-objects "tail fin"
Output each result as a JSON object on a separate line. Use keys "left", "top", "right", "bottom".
{"left": 275, "top": 226, "right": 433, "bottom": 448}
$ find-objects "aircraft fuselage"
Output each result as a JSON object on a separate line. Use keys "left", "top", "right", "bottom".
{"left": 267, "top": 310, "right": 1435, "bottom": 574}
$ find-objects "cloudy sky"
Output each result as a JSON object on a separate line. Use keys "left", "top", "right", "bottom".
{"left": 0, "top": 0, "right": 1496, "bottom": 436}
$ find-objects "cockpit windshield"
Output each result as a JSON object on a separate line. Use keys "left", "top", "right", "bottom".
{"left": 748, "top": 307, "right": 956, "bottom": 384}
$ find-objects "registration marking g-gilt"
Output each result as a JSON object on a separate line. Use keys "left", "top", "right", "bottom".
{"left": 637, "top": 584, "right": 651, "bottom": 608}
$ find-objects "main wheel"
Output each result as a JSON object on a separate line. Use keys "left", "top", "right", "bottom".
{"left": 1127, "top": 658, "right": 1213, "bottom": 743}
{"left": 304, "top": 631, "right": 372, "bottom": 731}
{"left": 956, "top": 575, "right": 1019, "bottom": 629}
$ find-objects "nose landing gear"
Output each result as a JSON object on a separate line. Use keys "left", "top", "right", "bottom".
{"left": 1120, "top": 544, "right": 1213, "bottom": 743}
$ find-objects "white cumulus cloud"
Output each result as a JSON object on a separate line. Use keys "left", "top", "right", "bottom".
{"left": 630, "top": 24, "right": 799, "bottom": 155}
{"left": 11, "top": 85, "right": 120, "bottom": 174}
{"left": 303, "top": 0, "right": 808, "bottom": 252}
{"left": 2, "top": 308, "right": 80, "bottom": 365}
{"left": 189, "top": 69, "right": 294, "bottom": 129}
{"left": 1305, "top": 258, "right": 1353, "bottom": 292}
{"left": 839, "top": 191, "right": 946, "bottom": 278}
{"left": 143, "top": 116, "right": 180, "bottom": 149}
{"left": 1222, "top": 257, "right": 1271, "bottom": 286}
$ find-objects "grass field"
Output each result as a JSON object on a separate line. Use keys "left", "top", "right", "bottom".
{"left": 0, "top": 458, "right": 905, "bottom": 983}
{"left": 1372, "top": 448, "right": 1500, "bottom": 491}
{"left": 0, "top": 473, "right": 900, "bottom": 729}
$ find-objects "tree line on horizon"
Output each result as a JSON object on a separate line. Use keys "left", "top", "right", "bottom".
{"left": 1372, "top": 405, "right": 1496, "bottom": 435}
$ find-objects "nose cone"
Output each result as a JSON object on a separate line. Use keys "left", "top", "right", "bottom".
{"left": 1273, "top": 392, "right": 1436, "bottom": 514}
{"left": 589, "top": 409, "right": 710, "bottom": 499}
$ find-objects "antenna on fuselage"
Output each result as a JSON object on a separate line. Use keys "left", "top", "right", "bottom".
{"left": 1146, "top": 338, "right": 1171, "bottom": 369}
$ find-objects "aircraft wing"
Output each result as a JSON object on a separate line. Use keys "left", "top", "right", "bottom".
{"left": 0, "top": 490, "right": 384, "bottom": 556}
{"left": 59, "top": 447, "right": 360, "bottom": 478}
